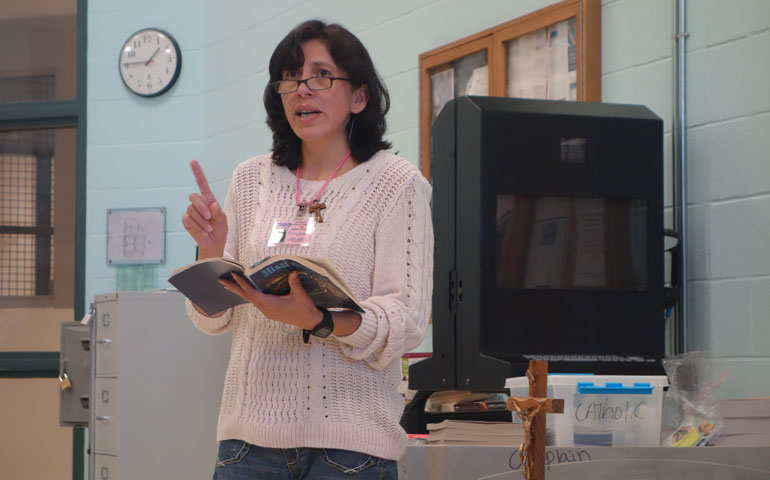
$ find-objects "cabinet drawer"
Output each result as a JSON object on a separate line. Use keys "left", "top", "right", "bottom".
{"left": 95, "top": 304, "right": 118, "bottom": 376}
{"left": 94, "top": 377, "right": 118, "bottom": 454}
{"left": 94, "top": 453, "right": 117, "bottom": 480}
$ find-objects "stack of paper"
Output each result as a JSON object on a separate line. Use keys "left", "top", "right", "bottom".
{"left": 425, "top": 391, "right": 508, "bottom": 413}
{"left": 426, "top": 420, "right": 525, "bottom": 446}
{"left": 711, "top": 397, "right": 770, "bottom": 446}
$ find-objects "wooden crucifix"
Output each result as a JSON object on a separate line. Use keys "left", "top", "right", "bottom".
{"left": 308, "top": 202, "right": 326, "bottom": 223}
{"left": 507, "top": 360, "right": 564, "bottom": 480}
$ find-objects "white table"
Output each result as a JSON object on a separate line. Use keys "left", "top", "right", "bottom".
{"left": 399, "top": 445, "right": 770, "bottom": 479}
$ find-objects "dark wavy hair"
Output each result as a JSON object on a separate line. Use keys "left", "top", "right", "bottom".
{"left": 264, "top": 20, "right": 391, "bottom": 168}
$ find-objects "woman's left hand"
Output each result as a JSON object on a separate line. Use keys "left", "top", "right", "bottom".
{"left": 219, "top": 271, "right": 322, "bottom": 330}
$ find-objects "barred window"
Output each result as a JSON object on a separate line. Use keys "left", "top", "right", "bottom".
{"left": 0, "top": 129, "right": 55, "bottom": 297}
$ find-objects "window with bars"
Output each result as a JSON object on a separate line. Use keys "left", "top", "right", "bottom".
{"left": 0, "top": 76, "right": 57, "bottom": 298}
{"left": 0, "top": 74, "right": 57, "bottom": 104}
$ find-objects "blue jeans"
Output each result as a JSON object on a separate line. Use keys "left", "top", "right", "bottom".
{"left": 213, "top": 440, "right": 398, "bottom": 479}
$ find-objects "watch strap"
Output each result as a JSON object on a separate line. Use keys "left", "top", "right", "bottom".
{"left": 303, "top": 306, "right": 333, "bottom": 344}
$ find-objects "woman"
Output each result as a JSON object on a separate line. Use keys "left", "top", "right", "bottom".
{"left": 182, "top": 19, "right": 433, "bottom": 479}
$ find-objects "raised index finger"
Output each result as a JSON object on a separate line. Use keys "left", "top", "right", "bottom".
{"left": 190, "top": 159, "right": 213, "bottom": 196}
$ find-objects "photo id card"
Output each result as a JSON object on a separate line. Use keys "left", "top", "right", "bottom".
{"left": 267, "top": 216, "right": 316, "bottom": 247}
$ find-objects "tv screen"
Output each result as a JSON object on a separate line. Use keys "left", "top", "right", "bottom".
{"left": 496, "top": 195, "right": 647, "bottom": 291}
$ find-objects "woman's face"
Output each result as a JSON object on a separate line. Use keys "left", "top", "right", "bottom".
{"left": 280, "top": 39, "right": 368, "bottom": 149}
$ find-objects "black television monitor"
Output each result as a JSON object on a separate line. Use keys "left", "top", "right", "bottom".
{"left": 410, "top": 96, "right": 665, "bottom": 392}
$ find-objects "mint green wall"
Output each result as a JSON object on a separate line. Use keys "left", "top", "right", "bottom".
{"left": 682, "top": 0, "right": 770, "bottom": 397}
{"left": 86, "top": 0, "right": 205, "bottom": 305}
{"left": 87, "top": 0, "right": 770, "bottom": 394}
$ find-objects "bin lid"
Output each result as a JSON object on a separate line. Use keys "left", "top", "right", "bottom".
{"left": 505, "top": 374, "right": 669, "bottom": 389}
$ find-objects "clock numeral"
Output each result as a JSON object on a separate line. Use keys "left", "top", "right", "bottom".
{"left": 127, "top": 50, "right": 136, "bottom": 59}
{"left": 133, "top": 39, "right": 141, "bottom": 48}
{"left": 147, "top": 82, "right": 152, "bottom": 89}
{"left": 123, "top": 63, "right": 129, "bottom": 69}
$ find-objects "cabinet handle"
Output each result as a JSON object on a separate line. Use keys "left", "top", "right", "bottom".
{"left": 96, "top": 416, "right": 111, "bottom": 422}
{"left": 96, "top": 339, "right": 112, "bottom": 344}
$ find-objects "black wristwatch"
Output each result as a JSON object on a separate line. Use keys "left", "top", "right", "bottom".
{"left": 302, "top": 306, "right": 334, "bottom": 344}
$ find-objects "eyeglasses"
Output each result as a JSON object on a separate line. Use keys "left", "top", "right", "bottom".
{"left": 271, "top": 76, "right": 350, "bottom": 94}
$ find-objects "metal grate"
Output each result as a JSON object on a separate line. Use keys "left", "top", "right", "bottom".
{"left": 0, "top": 153, "right": 36, "bottom": 227}
{"left": 0, "top": 141, "right": 55, "bottom": 297}
{"left": 0, "top": 75, "right": 56, "bottom": 104}
{"left": 0, "top": 73, "right": 57, "bottom": 298}
{"left": 0, "top": 234, "right": 36, "bottom": 296}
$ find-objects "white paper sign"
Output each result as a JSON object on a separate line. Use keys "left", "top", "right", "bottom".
{"left": 107, "top": 208, "right": 165, "bottom": 264}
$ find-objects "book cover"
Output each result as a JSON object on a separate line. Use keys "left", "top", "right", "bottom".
{"left": 169, "top": 255, "right": 364, "bottom": 316}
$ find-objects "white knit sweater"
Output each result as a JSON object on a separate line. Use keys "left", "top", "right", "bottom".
{"left": 186, "top": 150, "right": 434, "bottom": 460}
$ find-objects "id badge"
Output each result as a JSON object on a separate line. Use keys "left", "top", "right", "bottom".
{"left": 267, "top": 214, "right": 316, "bottom": 247}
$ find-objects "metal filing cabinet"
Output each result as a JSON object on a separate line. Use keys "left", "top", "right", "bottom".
{"left": 88, "top": 291, "right": 231, "bottom": 480}
{"left": 60, "top": 322, "right": 92, "bottom": 426}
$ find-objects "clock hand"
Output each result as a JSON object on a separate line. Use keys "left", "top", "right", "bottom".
{"left": 144, "top": 47, "right": 160, "bottom": 66}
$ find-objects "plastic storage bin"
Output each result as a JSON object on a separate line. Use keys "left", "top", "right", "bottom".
{"left": 505, "top": 374, "right": 668, "bottom": 447}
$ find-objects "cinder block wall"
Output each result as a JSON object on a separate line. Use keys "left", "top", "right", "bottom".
{"left": 682, "top": 0, "right": 770, "bottom": 397}
{"left": 86, "top": 0, "right": 205, "bottom": 303}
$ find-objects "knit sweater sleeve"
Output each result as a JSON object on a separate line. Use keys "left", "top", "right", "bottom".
{"left": 335, "top": 172, "right": 434, "bottom": 369}
{"left": 185, "top": 170, "right": 240, "bottom": 335}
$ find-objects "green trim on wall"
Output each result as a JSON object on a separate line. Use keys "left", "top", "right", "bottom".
{"left": 74, "top": 0, "right": 87, "bottom": 323}
{"left": 0, "top": 100, "right": 80, "bottom": 129}
{"left": 73, "top": 1, "right": 88, "bottom": 478}
{"left": 0, "top": 352, "right": 59, "bottom": 377}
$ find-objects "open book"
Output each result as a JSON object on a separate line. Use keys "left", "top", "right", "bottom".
{"left": 168, "top": 255, "right": 364, "bottom": 316}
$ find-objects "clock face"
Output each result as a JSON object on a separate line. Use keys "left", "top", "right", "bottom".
{"left": 119, "top": 28, "right": 181, "bottom": 97}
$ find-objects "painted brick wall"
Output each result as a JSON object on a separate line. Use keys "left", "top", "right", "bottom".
{"left": 683, "top": 0, "right": 770, "bottom": 397}
{"left": 86, "top": 0, "right": 205, "bottom": 304}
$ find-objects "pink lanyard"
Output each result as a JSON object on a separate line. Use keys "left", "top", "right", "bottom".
{"left": 296, "top": 151, "right": 352, "bottom": 208}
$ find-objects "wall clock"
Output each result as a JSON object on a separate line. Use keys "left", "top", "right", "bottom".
{"left": 119, "top": 28, "right": 181, "bottom": 97}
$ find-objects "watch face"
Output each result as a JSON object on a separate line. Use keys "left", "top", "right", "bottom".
{"left": 313, "top": 324, "right": 333, "bottom": 338}
{"left": 119, "top": 28, "right": 181, "bottom": 97}
{"left": 311, "top": 307, "right": 334, "bottom": 338}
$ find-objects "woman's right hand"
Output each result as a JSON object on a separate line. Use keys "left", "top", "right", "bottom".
{"left": 182, "top": 160, "right": 228, "bottom": 259}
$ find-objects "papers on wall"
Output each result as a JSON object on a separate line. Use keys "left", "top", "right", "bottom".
{"left": 465, "top": 65, "right": 489, "bottom": 95}
{"left": 107, "top": 207, "right": 165, "bottom": 264}
{"left": 507, "top": 18, "right": 577, "bottom": 101}
{"left": 507, "top": 28, "right": 548, "bottom": 99}
{"left": 430, "top": 68, "right": 455, "bottom": 123}
{"left": 546, "top": 18, "right": 578, "bottom": 101}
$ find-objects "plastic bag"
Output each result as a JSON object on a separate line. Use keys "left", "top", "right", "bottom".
{"left": 660, "top": 351, "right": 730, "bottom": 447}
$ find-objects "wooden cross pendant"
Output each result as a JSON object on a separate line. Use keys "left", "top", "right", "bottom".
{"left": 308, "top": 202, "right": 327, "bottom": 223}
{"left": 507, "top": 360, "right": 564, "bottom": 480}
